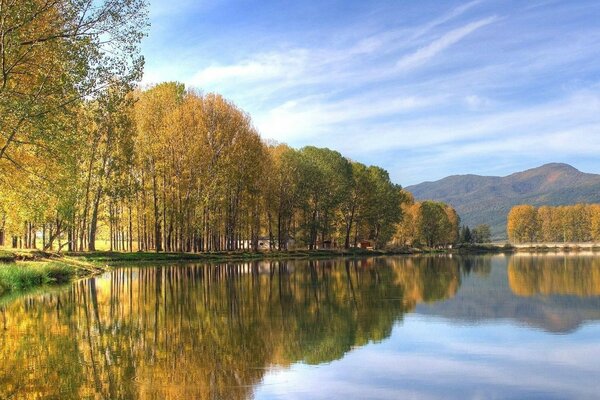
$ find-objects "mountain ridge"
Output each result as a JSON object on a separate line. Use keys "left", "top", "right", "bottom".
{"left": 406, "top": 163, "right": 600, "bottom": 240}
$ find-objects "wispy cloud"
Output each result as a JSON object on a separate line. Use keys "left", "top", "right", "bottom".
{"left": 396, "top": 16, "right": 498, "bottom": 71}
{"left": 189, "top": 51, "right": 309, "bottom": 87}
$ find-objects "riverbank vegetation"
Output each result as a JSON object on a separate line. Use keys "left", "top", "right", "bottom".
{"left": 507, "top": 204, "right": 600, "bottom": 243}
{"left": 0, "top": 262, "right": 74, "bottom": 296}
{"left": 459, "top": 224, "right": 492, "bottom": 244}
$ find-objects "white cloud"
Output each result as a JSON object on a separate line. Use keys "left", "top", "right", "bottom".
{"left": 256, "top": 94, "right": 442, "bottom": 143}
{"left": 411, "top": 0, "right": 483, "bottom": 39}
{"left": 188, "top": 51, "right": 309, "bottom": 88}
{"left": 343, "top": 91, "right": 600, "bottom": 153}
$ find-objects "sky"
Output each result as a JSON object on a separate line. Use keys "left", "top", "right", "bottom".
{"left": 141, "top": 0, "right": 600, "bottom": 186}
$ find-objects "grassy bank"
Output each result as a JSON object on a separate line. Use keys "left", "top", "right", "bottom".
{"left": 0, "top": 262, "right": 76, "bottom": 296}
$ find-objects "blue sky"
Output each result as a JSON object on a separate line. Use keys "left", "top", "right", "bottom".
{"left": 142, "top": 0, "right": 600, "bottom": 185}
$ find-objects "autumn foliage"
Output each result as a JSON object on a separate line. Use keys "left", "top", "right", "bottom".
{"left": 393, "top": 195, "right": 459, "bottom": 248}
{"left": 507, "top": 204, "right": 600, "bottom": 243}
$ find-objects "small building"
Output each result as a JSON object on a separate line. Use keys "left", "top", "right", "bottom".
{"left": 359, "top": 240, "right": 373, "bottom": 250}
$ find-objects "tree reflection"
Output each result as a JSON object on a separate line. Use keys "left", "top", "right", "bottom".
{"left": 0, "top": 257, "right": 463, "bottom": 399}
{"left": 509, "top": 255, "right": 600, "bottom": 297}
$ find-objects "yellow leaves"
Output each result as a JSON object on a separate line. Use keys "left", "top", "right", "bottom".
{"left": 394, "top": 200, "right": 459, "bottom": 247}
{"left": 507, "top": 205, "right": 539, "bottom": 243}
{"left": 508, "top": 204, "right": 600, "bottom": 244}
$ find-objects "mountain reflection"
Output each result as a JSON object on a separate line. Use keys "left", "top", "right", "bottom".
{"left": 417, "top": 255, "right": 600, "bottom": 333}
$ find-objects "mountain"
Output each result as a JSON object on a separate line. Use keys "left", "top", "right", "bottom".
{"left": 406, "top": 163, "right": 600, "bottom": 240}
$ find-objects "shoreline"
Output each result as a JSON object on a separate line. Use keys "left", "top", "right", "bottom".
{"left": 0, "top": 248, "right": 414, "bottom": 298}
{"left": 2, "top": 244, "right": 599, "bottom": 299}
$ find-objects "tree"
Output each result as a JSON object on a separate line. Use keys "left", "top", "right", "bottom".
{"left": 591, "top": 205, "right": 600, "bottom": 242}
{"left": 537, "top": 206, "right": 563, "bottom": 242}
{"left": 0, "top": 0, "right": 147, "bottom": 171}
{"left": 297, "top": 147, "right": 352, "bottom": 249}
{"left": 460, "top": 226, "right": 473, "bottom": 244}
{"left": 415, "top": 201, "right": 457, "bottom": 248}
{"left": 509, "top": 204, "right": 598, "bottom": 244}
{"left": 472, "top": 224, "right": 491, "bottom": 243}
{"left": 507, "top": 205, "right": 539, "bottom": 243}
{"left": 1, "top": 77, "right": 413, "bottom": 253}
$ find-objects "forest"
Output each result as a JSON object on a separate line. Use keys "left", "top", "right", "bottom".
{"left": 507, "top": 204, "right": 600, "bottom": 243}
{"left": 0, "top": 0, "right": 459, "bottom": 254}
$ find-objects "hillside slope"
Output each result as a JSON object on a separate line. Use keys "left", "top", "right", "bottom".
{"left": 406, "top": 163, "right": 600, "bottom": 239}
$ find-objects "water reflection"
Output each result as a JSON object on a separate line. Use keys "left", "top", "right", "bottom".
{"left": 417, "top": 255, "right": 600, "bottom": 333}
{"left": 509, "top": 254, "right": 600, "bottom": 296}
{"left": 0, "top": 255, "right": 599, "bottom": 399}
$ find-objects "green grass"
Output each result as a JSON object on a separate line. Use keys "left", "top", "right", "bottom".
{"left": 455, "top": 243, "right": 515, "bottom": 253}
{"left": 0, "top": 262, "right": 75, "bottom": 296}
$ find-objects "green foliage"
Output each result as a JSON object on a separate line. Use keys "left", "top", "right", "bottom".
{"left": 472, "top": 224, "right": 492, "bottom": 243}
{"left": 0, "top": 262, "right": 75, "bottom": 295}
{"left": 418, "top": 201, "right": 457, "bottom": 247}
{"left": 460, "top": 226, "right": 473, "bottom": 243}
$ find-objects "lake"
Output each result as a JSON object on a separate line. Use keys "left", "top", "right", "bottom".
{"left": 1, "top": 254, "right": 600, "bottom": 399}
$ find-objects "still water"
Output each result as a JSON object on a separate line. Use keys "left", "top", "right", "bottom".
{"left": 1, "top": 254, "right": 600, "bottom": 399}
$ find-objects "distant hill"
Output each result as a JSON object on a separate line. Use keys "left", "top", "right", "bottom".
{"left": 406, "top": 163, "right": 600, "bottom": 240}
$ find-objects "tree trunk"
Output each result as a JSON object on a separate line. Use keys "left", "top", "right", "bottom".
{"left": 152, "top": 170, "right": 162, "bottom": 252}
{"left": 88, "top": 184, "right": 103, "bottom": 251}
{"left": 344, "top": 204, "right": 356, "bottom": 249}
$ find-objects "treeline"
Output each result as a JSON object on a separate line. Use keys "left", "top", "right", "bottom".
{"left": 393, "top": 196, "right": 460, "bottom": 248}
{"left": 0, "top": 0, "right": 145, "bottom": 249}
{"left": 507, "top": 204, "right": 600, "bottom": 243}
{"left": 0, "top": 83, "right": 407, "bottom": 251}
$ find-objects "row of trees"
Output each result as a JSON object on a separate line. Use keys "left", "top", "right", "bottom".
{"left": 393, "top": 195, "right": 460, "bottom": 248}
{"left": 0, "top": 81, "right": 409, "bottom": 252}
{"left": 507, "top": 204, "right": 600, "bottom": 243}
